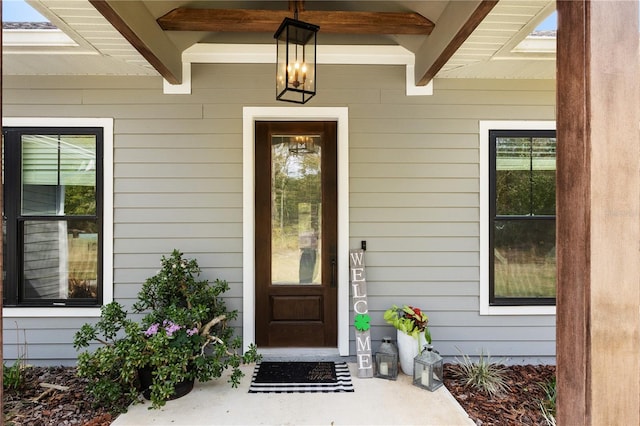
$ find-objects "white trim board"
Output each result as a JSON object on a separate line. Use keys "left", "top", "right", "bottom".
{"left": 164, "top": 44, "right": 433, "bottom": 96}
{"left": 242, "top": 107, "right": 350, "bottom": 356}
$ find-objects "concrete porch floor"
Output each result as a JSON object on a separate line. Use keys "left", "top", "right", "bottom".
{"left": 111, "top": 363, "right": 474, "bottom": 425}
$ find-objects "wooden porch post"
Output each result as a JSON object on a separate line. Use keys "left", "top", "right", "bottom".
{"left": 556, "top": 0, "right": 640, "bottom": 424}
{"left": 1, "top": 0, "right": 4, "bottom": 407}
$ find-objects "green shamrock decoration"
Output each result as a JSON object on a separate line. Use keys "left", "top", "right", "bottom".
{"left": 354, "top": 313, "right": 371, "bottom": 331}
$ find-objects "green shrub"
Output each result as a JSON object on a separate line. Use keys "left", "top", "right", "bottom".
{"left": 453, "top": 350, "right": 510, "bottom": 397}
{"left": 74, "top": 250, "right": 261, "bottom": 411}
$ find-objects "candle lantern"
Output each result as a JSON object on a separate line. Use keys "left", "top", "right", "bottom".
{"left": 374, "top": 336, "right": 398, "bottom": 380}
{"left": 413, "top": 344, "right": 444, "bottom": 391}
{"left": 274, "top": 15, "right": 319, "bottom": 104}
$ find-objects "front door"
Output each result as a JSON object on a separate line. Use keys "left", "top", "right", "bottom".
{"left": 255, "top": 121, "right": 338, "bottom": 347}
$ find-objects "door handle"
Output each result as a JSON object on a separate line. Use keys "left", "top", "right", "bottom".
{"left": 331, "top": 258, "right": 337, "bottom": 288}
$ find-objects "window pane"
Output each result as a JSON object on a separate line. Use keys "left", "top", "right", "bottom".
{"left": 531, "top": 137, "right": 556, "bottom": 215}
{"left": 60, "top": 135, "right": 96, "bottom": 187}
{"left": 21, "top": 134, "right": 96, "bottom": 216}
{"left": 22, "top": 185, "right": 61, "bottom": 215}
{"left": 22, "top": 134, "right": 59, "bottom": 186}
{"left": 271, "top": 135, "right": 322, "bottom": 285}
{"left": 496, "top": 136, "right": 556, "bottom": 216}
{"left": 494, "top": 219, "right": 556, "bottom": 299}
{"left": 496, "top": 169, "right": 530, "bottom": 215}
{"left": 22, "top": 219, "right": 98, "bottom": 301}
{"left": 496, "top": 137, "right": 532, "bottom": 215}
{"left": 64, "top": 185, "right": 97, "bottom": 216}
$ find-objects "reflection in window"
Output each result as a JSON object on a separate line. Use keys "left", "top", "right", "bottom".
{"left": 271, "top": 134, "right": 322, "bottom": 285}
{"left": 4, "top": 128, "right": 102, "bottom": 306}
{"left": 491, "top": 130, "right": 556, "bottom": 305}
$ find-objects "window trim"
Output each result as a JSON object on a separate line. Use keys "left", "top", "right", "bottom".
{"left": 479, "top": 120, "right": 556, "bottom": 316}
{"left": 2, "top": 117, "right": 113, "bottom": 318}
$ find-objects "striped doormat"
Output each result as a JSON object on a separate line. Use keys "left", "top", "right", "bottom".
{"left": 248, "top": 361, "right": 354, "bottom": 393}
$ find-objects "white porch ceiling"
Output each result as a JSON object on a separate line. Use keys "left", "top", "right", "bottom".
{"left": 3, "top": 0, "right": 158, "bottom": 77}
{"left": 2, "top": 0, "right": 556, "bottom": 80}
{"left": 437, "top": 0, "right": 555, "bottom": 79}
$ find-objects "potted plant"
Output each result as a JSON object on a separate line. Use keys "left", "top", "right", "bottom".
{"left": 74, "top": 249, "right": 261, "bottom": 411}
{"left": 383, "top": 304, "right": 431, "bottom": 375}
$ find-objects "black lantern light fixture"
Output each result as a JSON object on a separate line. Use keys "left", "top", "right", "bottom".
{"left": 274, "top": 3, "right": 319, "bottom": 104}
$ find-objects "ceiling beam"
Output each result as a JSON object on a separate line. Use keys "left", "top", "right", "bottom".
{"left": 157, "top": 8, "right": 434, "bottom": 35}
{"left": 413, "top": 0, "right": 498, "bottom": 86}
{"left": 90, "top": 0, "right": 183, "bottom": 84}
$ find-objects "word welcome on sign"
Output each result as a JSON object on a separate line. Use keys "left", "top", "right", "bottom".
{"left": 349, "top": 249, "right": 373, "bottom": 378}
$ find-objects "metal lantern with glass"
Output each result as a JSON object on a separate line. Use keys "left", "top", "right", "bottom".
{"left": 274, "top": 12, "right": 319, "bottom": 104}
{"left": 374, "top": 337, "right": 399, "bottom": 380}
{"left": 413, "top": 345, "right": 444, "bottom": 391}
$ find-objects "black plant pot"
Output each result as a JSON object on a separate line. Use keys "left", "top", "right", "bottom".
{"left": 138, "top": 367, "right": 195, "bottom": 401}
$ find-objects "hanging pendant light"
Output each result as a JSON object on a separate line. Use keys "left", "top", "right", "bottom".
{"left": 274, "top": 3, "right": 319, "bottom": 104}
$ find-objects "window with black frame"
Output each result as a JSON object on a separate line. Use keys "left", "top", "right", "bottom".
{"left": 3, "top": 127, "right": 103, "bottom": 306}
{"left": 489, "top": 129, "right": 556, "bottom": 306}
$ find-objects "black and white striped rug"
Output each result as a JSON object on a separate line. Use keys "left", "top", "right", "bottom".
{"left": 248, "top": 361, "right": 354, "bottom": 393}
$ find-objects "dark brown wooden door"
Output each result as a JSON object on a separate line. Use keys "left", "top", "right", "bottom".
{"left": 255, "top": 121, "right": 338, "bottom": 347}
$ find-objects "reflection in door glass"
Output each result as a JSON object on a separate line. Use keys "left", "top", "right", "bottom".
{"left": 271, "top": 134, "right": 322, "bottom": 285}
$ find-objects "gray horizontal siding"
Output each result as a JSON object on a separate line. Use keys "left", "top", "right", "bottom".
{"left": 350, "top": 177, "right": 478, "bottom": 193}
{"left": 115, "top": 148, "right": 241, "bottom": 163}
{"left": 114, "top": 178, "right": 242, "bottom": 193}
{"left": 114, "top": 163, "right": 241, "bottom": 177}
{"left": 5, "top": 103, "right": 204, "bottom": 119}
{"left": 351, "top": 192, "right": 479, "bottom": 207}
{"left": 115, "top": 193, "right": 242, "bottom": 208}
{"left": 117, "top": 133, "right": 240, "bottom": 148}
{"left": 114, "top": 208, "right": 242, "bottom": 223}
{"left": 354, "top": 237, "right": 479, "bottom": 252}
{"left": 343, "top": 67, "right": 555, "bottom": 362}
{"left": 350, "top": 163, "right": 479, "bottom": 178}
{"left": 113, "top": 253, "right": 242, "bottom": 269}
{"left": 351, "top": 207, "right": 478, "bottom": 222}
{"left": 2, "top": 64, "right": 556, "bottom": 365}
{"left": 349, "top": 103, "right": 554, "bottom": 120}
{"left": 113, "top": 238, "right": 242, "bottom": 253}
{"left": 351, "top": 222, "right": 478, "bottom": 237}
{"left": 351, "top": 133, "right": 478, "bottom": 148}
{"left": 367, "top": 250, "right": 478, "bottom": 268}
{"left": 113, "top": 268, "right": 243, "bottom": 287}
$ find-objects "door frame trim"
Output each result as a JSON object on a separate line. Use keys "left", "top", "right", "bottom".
{"left": 242, "top": 107, "right": 350, "bottom": 356}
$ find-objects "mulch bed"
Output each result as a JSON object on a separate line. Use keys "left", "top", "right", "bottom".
{"left": 4, "top": 364, "right": 556, "bottom": 425}
{"left": 3, "top": 366, "right": 118, "bottom": 426}
{"left": 444, "top": 363, "right": 556, "bottom": 425}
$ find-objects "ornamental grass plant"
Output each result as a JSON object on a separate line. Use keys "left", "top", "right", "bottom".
{"left": 74, "top": 249, "right": 260, "bottom": 412}
{"left": 453, "top": 349, "right": 510, "bottom": 397}
{"left": 539, "top": 376, "right": 557, "bottom": 425}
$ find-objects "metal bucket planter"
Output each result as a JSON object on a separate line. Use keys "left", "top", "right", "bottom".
{"left": 396, "top": 330, "right": 427, "bottom": 376}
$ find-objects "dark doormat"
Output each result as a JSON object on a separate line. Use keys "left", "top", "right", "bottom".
{"left": 248, "top": 361, "right": 354, "bottom": 393}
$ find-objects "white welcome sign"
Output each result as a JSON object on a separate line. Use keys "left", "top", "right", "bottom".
{"left": 349, "top": 249, "right": 373, "bottom": 378}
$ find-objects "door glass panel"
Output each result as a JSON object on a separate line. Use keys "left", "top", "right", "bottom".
{"left": 271, "top": 134, "right": 321, "bottom": 285}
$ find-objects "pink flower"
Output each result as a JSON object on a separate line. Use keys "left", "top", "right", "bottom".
{"left": 144, "top": 323, "right": 160, "bottom": 337}
{"left": 164, "top": 321, "right": 182, "bottom": 337}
